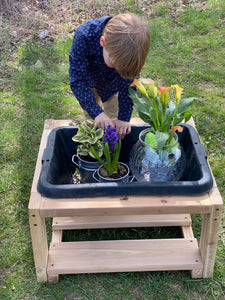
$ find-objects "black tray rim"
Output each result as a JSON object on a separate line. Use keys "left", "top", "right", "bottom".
{"left": 37, "top": 123, "right": 213, "bottom": 198}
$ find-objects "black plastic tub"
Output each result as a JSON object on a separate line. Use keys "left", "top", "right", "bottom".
{"left": 37, "top": 124, "right": 213, "bottom": 198}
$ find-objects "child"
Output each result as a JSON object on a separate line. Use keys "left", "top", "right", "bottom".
{"left": 69, "top": 13, "right": 150, "bottom": 139}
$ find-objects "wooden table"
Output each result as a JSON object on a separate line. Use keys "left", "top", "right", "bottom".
{"left": 29, "top": 119, "right": 223, "bottom": 282}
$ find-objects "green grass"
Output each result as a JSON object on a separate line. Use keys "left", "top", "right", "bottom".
{"left": 0, "top": 0, "right": 224, "bottom": 299}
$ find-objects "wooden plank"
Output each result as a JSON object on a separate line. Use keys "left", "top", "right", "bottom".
{"left": 28, "top": 120, "right": 55, "bottom": 282}
{"left": 52, "top": 214, "right": 191, "bottom": 230}
{"left": 40, "top": 194, "right": 212, "bottom": 217}
{"left": 52, "top": 119, "right": 75, "bottom": 128}
{"left": 184, "top": 120, "right": 223, "bottom": 278}
{"left": 181, "top": 224, "right": 202, "bottom": 277}
{"left": 50, "top": 118, "right": 145, "bottom": 127}
{"left": 51, "top": 230, "right": 63, "bottom": 243}
{"left": 30, "top": 119, "right": 54, "bottom": 195}
{"left": 29, "top": 203, "right": 48, "bottom": 282}
{"left": 47, "top": 239, "right": 203, "bottom": 276}
{"left": 200, "top": 203, "right": 223, "bottom": 277}
{"left": 30, "top": 119, "right": 72, "bottom": 197}
{"left": 208, "top": 178, "right": 224, "bottom": 206}
{"left": 50, "top": 117, "right": 195, "bottom": 127}
{"left": 199, "top": 175, "right": 223, "bottom": 277}
{"left": 182, "top": 226, "right": 194, "bottom": 239}
{"left": 48, "top": 230, "right": 62, "bottom": 282}
{"left": 186, "top": 117, "right": 196, "bottom": 128}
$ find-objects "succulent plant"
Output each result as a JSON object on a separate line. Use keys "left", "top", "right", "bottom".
{"left": 72, "top": 120, "right": 104, "bottom": 158}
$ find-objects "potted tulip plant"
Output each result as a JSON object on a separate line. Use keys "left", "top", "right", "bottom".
{"left": 91, "top": 125, "right": 130, "bottom": 182}
{"left": 129, "top": 79, "right": 196, "bottom": 182}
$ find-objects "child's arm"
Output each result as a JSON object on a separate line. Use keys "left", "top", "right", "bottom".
{"left": 69, "top": 30, "right": 104, "bottom": 119}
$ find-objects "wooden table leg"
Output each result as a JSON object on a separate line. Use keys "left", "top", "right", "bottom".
{"left": 199, "top": 185, "right": 223, "bottom": 278}
{"left": 29, "top": 196, "right": 48, "bottom": 282}
{"left": 28, "top": 120, "right": 54, "bottom": 282}
{"left": 48, "top": 230, "right": 63, "bottom": 282}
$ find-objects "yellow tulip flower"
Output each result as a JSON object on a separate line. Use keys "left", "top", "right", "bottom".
{"left": 172, "top": 85, "right": 183, "bottom": 102}
{"left": 131, "top": 79, "right": 148, "bottom": 98}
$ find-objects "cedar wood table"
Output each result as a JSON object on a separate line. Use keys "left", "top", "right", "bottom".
{"left": 29, "top": 118, "right": 223, "bottom": 282}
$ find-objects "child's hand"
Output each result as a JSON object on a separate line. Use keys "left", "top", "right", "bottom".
{"left": 95, "top": 112, "right": 113, "bottom": 130}
{"left": 113, "top": 120, "right": 131, "bottom": 139}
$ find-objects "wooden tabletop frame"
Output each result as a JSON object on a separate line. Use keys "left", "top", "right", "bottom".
{"left": 29, "top": 119, "right": 223, "bottom": 282}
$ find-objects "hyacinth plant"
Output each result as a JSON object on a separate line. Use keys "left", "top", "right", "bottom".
{"left": 129, "top": 79, "right": 196, "bottom": 150}
{"left": 91, "top": 125, "right": 122, "bottom": 176}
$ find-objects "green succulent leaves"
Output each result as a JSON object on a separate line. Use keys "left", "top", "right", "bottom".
{"left": 72, "top": 120, "right": 104, "bottom": 158}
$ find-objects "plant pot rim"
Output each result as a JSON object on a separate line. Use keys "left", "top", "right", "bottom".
{"left": 139, "top": 127, "right": 179, "bottom": 149}
{"left": 97, "top": 162, "right": 130, "bottom": 182}
{"left": 77, "top": 154, "right": 99, "bottom": 163}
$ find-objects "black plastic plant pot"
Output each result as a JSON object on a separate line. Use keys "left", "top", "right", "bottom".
{"left": 37, "top": 124, "right": 213, "bottom": 198}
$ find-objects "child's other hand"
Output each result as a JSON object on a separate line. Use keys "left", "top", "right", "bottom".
{"left": 95, "top": 112, "right": 113, "bottom": 130}
{"left": 113, "top": 120, "right": 131, "bottom": 140}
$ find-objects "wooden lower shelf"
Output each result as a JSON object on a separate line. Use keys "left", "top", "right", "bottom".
{"left": 47, "top": 238, "right": 203, "bottom": 276}
{"left": 52, "top": 214, "right": 192, "bottom": 230}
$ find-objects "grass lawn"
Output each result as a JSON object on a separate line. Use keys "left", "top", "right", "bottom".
{"left": 0, "top": 0, "right": 224, "bottom": 299}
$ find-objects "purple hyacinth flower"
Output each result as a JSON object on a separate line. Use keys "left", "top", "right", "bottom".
{"left": 103, "top": 125, "right": 119, "bottom": 153}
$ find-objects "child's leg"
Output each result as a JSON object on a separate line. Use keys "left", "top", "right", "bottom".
{"left": 83, "top": 89, "right": 118, "bottom": 120}
{"left": 102, "top": 93, "right": 119, "bottom": 119}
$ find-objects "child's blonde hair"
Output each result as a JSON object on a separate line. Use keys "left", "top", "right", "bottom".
{"left": 103, "top": 13, "right": 150, "bottom": 79}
